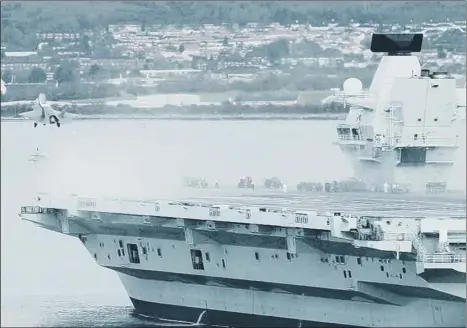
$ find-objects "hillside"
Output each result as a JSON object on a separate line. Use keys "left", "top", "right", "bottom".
{"left": 1, "top": 1, "right": 465, "bottom": 50}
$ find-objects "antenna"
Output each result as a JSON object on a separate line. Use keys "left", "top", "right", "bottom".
{"left": 343, "top": 78, "right": 363, "bottom": 95}
{"left": 370, "top": 33, "right": 423, "bottom": 56}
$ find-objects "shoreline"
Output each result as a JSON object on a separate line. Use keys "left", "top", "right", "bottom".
{"left": 1, "top": 113, "right": 346, "bottom": 122}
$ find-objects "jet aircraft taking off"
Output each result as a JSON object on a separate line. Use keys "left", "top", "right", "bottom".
{"left": 19, "top": 93, "right": 79, "bottom": 128}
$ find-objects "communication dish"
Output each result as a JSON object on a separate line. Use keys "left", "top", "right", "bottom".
{"left": 370, "top": 33, "right": 423, "bottom": 54}
{"left": 343, "top": 78, "right": 363, "bottom": 95}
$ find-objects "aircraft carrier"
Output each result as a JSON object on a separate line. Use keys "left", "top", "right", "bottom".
{"left": 19, "top": 34, "right": 466, "bottom": 327}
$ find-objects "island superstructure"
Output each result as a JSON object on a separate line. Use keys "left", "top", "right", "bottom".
{"left": 334, "top": 34, "right": 466, "bottom": 191}
{"left": 19, "top": 34, "right": 466, "bottom": 328}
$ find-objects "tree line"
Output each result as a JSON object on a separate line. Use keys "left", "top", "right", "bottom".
{"left": 1, "top": 62, "right": 134, "bottom": 85}
{"left": 1, "top": 101, "right": 347, "bottom": 118}
{"left": 1, "top": 1, "right": 465, "bottom": 50}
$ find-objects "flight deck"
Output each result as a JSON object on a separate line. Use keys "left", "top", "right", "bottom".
{"left": 39, "top": 186, "right": 463, "bottom": 218}
{"left": 169, "top": 188, "right": 467, "bottom": 217}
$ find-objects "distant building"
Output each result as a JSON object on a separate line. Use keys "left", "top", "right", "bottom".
{"left": 79, "top": 58, "right": 143, "bottom": 70}
{"left": 4, "top": 51, "right": 38, "bottom": 58}
{"left": 46, "top": 72, "right": 55, "bottom": 81}
{"left": 1, "top": 51, "right": 46, "bottom": 71}
{"left": 140, "top": 69, "right": 202, "bottom": 79}
{"left": 36, "top": 33, "right": 81, "bottom": 41}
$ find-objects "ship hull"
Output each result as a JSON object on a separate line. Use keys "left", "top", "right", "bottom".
{"left": 118, "top": 272, "right": 466, "bottom": 328}
{"left": 130, "top": 298, "right": 353, "bottom": 327}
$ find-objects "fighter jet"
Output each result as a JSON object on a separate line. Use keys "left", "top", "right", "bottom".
{"left": 18, "top": 93, "right": 79, "bottom": 128}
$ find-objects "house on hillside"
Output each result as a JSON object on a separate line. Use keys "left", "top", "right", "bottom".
{"left": 1, "top": 51, "right": 47, "bottom": 71}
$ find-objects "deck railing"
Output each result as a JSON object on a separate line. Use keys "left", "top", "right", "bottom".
{"left": 424, "top": 253, "right": 466, "bottom": 263}
{"left": 412, "top": 233, "right": 466, "bottom": 263}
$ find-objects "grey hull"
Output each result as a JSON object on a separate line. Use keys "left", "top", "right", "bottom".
{"left": 130, "top": 297, "right": 358, "bottom": 327}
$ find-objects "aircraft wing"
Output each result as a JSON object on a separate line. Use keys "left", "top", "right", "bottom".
{"left": 18, "top": 103, "right": 45, "bottom": 119}
{"left": 18, "top": 110, "right": 36, "bottom": 118}
{"left": 54, "top": 107, "right": 80, "bottom": 119}
{"left": 64, "top": 112, "right": 81, "bottom": 118}
{"left": 49, "top": 100, "right": 73, "bottom": 106}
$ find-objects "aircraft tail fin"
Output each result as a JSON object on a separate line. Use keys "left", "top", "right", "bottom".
{"left": 37, "top": 93, "right": 47, "bottom": 105}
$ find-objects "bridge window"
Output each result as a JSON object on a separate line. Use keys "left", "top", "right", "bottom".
{"left": 190, "top": 249, "right": 205, "bottom": 270}
{"left": 343, "top": 270, "right": 347, "bottom": 278}
{"left": 127, "top": 243, "right": 140, "bottom": 264}
{"left": 399, "top": 273, "right": 402, "bottom": 279}
{"left": 402, "top": 267, "right": 406, "bottom": 274}
{"left": 117, "top": 249, "right": 121, "bottom": 257}
{"left": 255, "top": 252, "right": 260, "bottom": 261}
{"left": 340, "top": 255, "right": 345, "bottom": 263}
{"left": 222, "top": 259, "right": 226, "bottom": 268}
{"left": 337, "top": 127, "right": 351, "bottom": 140}
{"left": 335, "top": 256, "right": 340, "bottom": 263}
{"left": 380, "top": 265, "right": 384, "bottom": 271}
{"left": 142, "top": 246, "right": 147, "bottom": 256}
{"left": 400, "top": 148, "right": 426, "bottom": 164}
{"left": 348, "top": 270, "right": 352, "bottom": 278}
{"left": 119, "top": 240, "right": 123, "bottom": 248}
{"left": 351, "top": 128, "right": 360, "bottom": 140}
{"left": 357, "top": 257, "right": 362, "bottom": 265}
{"left": 205, "top": 252, "right": 211, "bottom": 262}
{"left": 157, "top": 248, "right": 162, "bottom": 257}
